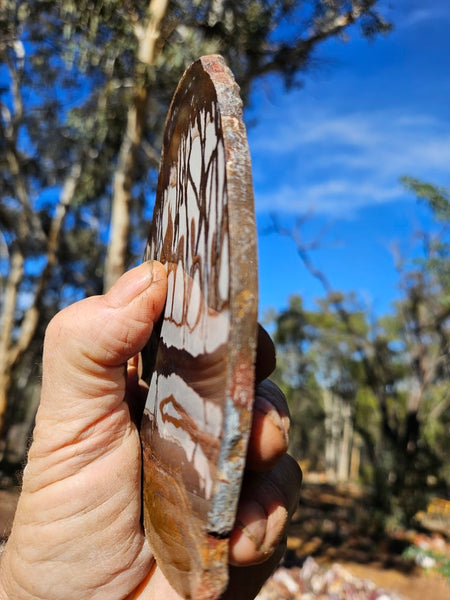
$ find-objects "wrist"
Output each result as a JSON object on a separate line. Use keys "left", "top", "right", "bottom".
{"left": 0, "top": 537, "right": 35, "bottom": 600}
{"left": 0, "top": 542, "right": 12, "bottom": 600}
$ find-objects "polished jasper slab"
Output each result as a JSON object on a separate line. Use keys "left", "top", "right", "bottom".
{"left": 140, "top": 55, "right": 258, "bottom": 599}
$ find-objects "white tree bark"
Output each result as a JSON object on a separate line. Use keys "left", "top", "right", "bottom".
{"left": 103, "top": 0, "right": 169, "bottom": 292}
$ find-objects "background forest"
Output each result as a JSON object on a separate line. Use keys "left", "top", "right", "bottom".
{"left": 0, "top": 0, "right": 448, "bottom": 541}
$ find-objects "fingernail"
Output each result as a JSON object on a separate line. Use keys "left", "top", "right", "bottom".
{"left": 235, "top": 500, "right": 267, "bottom": 550}
{"left": 106, "top": 261, "right": 154, "bottom": 308}
{"left": 255, "top": 396, "right": 290, "bottom": 445}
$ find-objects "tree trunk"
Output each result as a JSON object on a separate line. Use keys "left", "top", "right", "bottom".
{"left": 323, "top": 390, "right": 354, "bottom": 483}
{"left": 337, "top": 401, "right": 353, "bottom": 483}
{"left": 103, "top": 0, "right": 169, "bottom": 292}
{"left": 0, "top": 163, "right": 80, "bottom": 438}
{"left": 0, "top": 248, "right": 24, "bottom": 443}
{"left": 350, "top": 437, "right": 361, "bottom": 481}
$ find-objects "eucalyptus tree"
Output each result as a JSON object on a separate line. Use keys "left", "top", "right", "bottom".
{"left": 271, "top": 178, "right": 450, "bottom": 525}
{"left": 0, "top": 0, "right": 390, "bottom": 444}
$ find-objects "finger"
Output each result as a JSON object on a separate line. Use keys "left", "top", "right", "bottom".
{"left": 126, "top": 356, "right": 150, "bottom": 427}
{"left": 246, "top": 379, "right": 290, "bottom": 472}
{"left": 229, "top": 454, "right": 302, "bottom": 566}
{"left": 32, "top": 261, "right": 168, "bottom": 450}
{"left": 255, "top": 325, "right": 276, "bottom": 384}
{"left": 224, "top": 542, "right": 286, "bottom": 600}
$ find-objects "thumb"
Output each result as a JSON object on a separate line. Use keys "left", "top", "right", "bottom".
{"left": 33, "top": 261, "right": 167, "bottom": 450}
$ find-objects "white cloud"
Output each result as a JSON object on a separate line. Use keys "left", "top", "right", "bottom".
{"left": 255, "top": 180, "right": 403, "bottom": 217}
{"left": 402, "top": 7, "right": 450, "bottom": 28}
{"left": 388, "top": 0, "right": 450, "bottom": 28}
{"left": 253, "top": 113, "right": 382, "bottom": 152}
{"left": 248, "top": 104, "right": 450, "bottom": 217}
{"left": 245, "top": 0, "right": 450, "bottom": 220}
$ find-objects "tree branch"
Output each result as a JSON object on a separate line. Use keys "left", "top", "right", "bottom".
{"left": 7, "top": 162, "right": 82, "bottom": 374}
{"left": 255, "top": 1, "right": 389, "bottom": 79}
{"left": 268, "top": 214, "right": 400, "bottom": 446}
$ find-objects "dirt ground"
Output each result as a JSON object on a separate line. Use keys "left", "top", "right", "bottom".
{"left": 338, "top": 561, "right": 449, "bottom": 600}
{"left": 285, "top": 480, "right": 449, "bottom": 600}
{"left": 0, "top": 484, "right": 448, "bottom": 599}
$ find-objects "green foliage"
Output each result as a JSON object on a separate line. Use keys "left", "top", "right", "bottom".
{"left": 403, "top": 545, "right": 450, "bottom": 584}
{"left": 401, "top": 176, "right": 450, "bottom": 223}
{"left": 271, "top": 296, "right": 325, "bottom": 468}
{"left": 0, "top": 1, "right": 392, "bottom": 459}
{"left": 1, "top": 0, "right": 392, "bottom": 284}
{"left": 401, "top": 176, "right": 450, "bottom": 301}
{"left": 272, "top": 178, "right": 450, "bottom": 528}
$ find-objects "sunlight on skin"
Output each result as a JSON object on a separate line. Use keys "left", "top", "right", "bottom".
{"left": 0, "top": 262, "right": 301, "bottom": 600}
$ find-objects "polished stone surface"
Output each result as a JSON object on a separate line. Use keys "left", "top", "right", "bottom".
{"left": 141, "top": 55, "right": 258, "bottom": 599}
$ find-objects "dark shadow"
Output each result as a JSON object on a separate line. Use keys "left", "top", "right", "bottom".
{"left": 286, "top": 481, "right": 417, "bottom": 573}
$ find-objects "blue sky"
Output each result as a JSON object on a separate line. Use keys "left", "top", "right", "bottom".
{"left": 246, "top": 0, "right": 450, "bottom": 320}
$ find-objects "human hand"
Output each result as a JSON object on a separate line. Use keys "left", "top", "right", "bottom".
{"left": 0, "top": 262, "right": 301, "bottom": 600}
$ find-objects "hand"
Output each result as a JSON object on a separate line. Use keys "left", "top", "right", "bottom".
{"left": 0, "top": 262, "right": 301, "bottom": 600}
